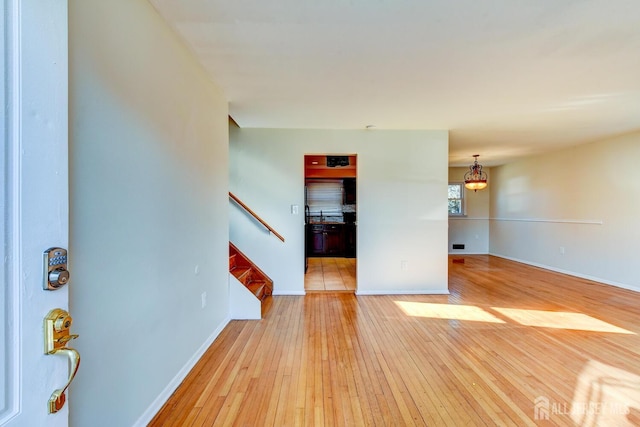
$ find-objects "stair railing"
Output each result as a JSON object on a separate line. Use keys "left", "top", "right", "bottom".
{"left": 229, "top": 192, "right": 285, "bottom": 242}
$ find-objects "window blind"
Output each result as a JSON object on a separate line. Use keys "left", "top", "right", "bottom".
{"left": 306, "top": 180, "right": 343, "bottom": 216}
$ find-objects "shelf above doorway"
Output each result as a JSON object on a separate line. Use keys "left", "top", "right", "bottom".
{"left": 305, "top": 155, "right": 357, "bottom": 178}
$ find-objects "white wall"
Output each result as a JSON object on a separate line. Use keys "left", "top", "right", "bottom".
{"left": 448, "top": 167, "right": 490, "bottom": 254}
{"left": 490, "top": 132, "right": 640, "bottom": 291}
{"left": 229, "top": 127, "right": 449, "bottom": 295}
{"left": 69, "top": 1, "right": 229, "bottom": 426}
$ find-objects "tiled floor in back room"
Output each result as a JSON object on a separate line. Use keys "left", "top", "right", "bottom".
{"left": 305, "top": 257, "right": 356, "bottom": 292}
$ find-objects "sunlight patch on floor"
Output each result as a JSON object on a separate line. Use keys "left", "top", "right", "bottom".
{"left": 570, "top": 360, "right": 640, "bottom": 425}
{"left": 394, "top": 301, "right": 505, "bottom": 323}
{"left": 492, "top": 307, "right": 635, "bottom": 334}
{"left": 395, "top": 301, "right": 635, "bottom": 335}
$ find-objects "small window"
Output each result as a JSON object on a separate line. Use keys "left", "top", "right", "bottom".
{"left": 306, "top": 180, "right": 343, "bottom": 216}
{"left": 448, "top": 183, "right": 465, "bottom": 216}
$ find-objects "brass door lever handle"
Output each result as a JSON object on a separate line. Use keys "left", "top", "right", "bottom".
{"left": 44, "top": 308, "right": 81, "bottom": 413}
{"left": 48, "top": 347, "right": 81, "bottom": 413}
{"left": 56, "top": 334, "right": 79, "bottom": 345}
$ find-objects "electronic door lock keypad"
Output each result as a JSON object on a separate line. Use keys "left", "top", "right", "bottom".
{"left": 44, "top": 247, "right": 70, "bottom": 290}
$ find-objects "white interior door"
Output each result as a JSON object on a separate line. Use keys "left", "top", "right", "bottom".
{"left": 1, "top": 1, "right": 70, "bottom": 426}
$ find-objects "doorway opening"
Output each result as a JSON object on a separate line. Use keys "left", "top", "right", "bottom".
{"left": 304, "top": 154, "right": 357, "bottom": 293}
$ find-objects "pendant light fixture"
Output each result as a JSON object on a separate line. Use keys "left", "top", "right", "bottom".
{"left": 464, "top": 155, "right": 488, "bottom": 192}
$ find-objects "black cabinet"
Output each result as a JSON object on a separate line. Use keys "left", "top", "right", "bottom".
{"left": 343, "top": 178, "right": 356, "bottom": 205}
{"left": 324, "top": 225, "right": 344, "bottom": 255}
{"left": 309, "top": 225, "right": 324, "bottom": 256}
{"left": 307, "top": 224, "right": 345, "bottom": 256}
{"left": 344, "top": 224, "right": 356, "bottom": 258}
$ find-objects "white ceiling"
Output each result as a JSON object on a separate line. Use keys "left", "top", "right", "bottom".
{"left": 148, "top": 0, "right": 640, "bottom": 166}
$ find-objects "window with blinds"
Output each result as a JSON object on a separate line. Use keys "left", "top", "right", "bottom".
{"left": 306, "top": 180, "right": 343, "bottom": 217}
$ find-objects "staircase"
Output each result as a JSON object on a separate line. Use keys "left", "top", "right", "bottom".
{"left": 229, "top": 242, "right": 273, "bottom": 305}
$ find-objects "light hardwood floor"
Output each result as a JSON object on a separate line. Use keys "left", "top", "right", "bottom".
{"left": 150, "top": 255, "right": 640, "bottom": 426}
{"left": 305, "top": 257, "right": 356, "bottom": 292}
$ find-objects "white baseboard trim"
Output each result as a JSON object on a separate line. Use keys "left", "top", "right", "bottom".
{"left": 272, "top": 290, "right": 306, "bottom": 296}
{"left": 356, "top": 289, "right": 450, "bottom": 296}
{"left": 489, "top": 253, "right": 640, "bottom": 293}
{"left": 448, "top": 252, "right": 488, "bottom": 255}
{"left": 132, "top": 316, "right": 231, "bottom": 427}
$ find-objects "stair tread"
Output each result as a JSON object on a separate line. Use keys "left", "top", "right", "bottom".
{"left": 246, "top": 281, "right": 265, "bottom": 290}
{"left": 232, "top": 266, "right": 251, "bottom": 275}
{"left": 253, "top": 280, "right": 272, "bottom": 297}
{"left": 229, "top": 242, "right": 274, "bottom": 303}
{"left": 246, "top": 282, "right": 267, "bottom": 300}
